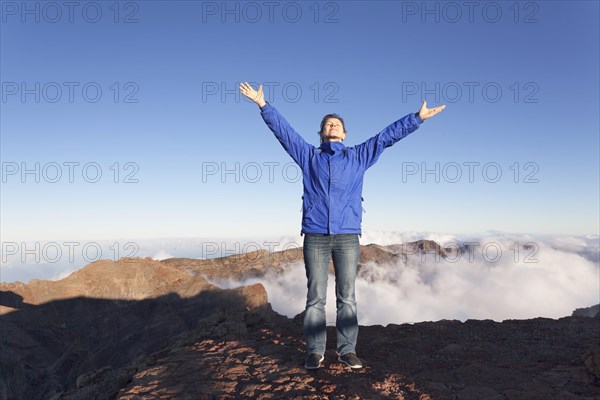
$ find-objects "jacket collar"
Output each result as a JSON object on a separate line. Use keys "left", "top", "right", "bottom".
{"left": 319, "top": 140, "right": 345, "bottom": 154}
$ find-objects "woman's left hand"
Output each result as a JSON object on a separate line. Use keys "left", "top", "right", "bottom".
{"left": 418, "top": 100, "right": 446, "bottom": 120}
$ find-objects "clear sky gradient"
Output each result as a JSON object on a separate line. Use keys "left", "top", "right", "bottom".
{"left": 1, "top": 0, "right": 599, "bottom": 246}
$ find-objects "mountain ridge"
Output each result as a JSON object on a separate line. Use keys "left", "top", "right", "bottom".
{"left": 1, "top": 240, "right": 599, "bottom": 399}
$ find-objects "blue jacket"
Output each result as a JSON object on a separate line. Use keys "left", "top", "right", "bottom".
{"left": 260, "top": 102, "right": 423, "bottom": 236}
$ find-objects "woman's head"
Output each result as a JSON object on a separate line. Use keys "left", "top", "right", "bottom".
{"left": 319, "top": 113, "right": 347, "bottom": 143}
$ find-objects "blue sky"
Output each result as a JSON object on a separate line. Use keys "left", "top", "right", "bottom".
{"left": 1, "top": 0, "right": 599, "bottom": 249}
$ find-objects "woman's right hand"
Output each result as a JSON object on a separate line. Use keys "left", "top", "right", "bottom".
{"left": 239, "top": 82, "right": 266, "bottom": 107}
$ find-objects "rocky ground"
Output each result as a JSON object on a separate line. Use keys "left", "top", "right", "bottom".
{"left": 115, "top": 310, "right": 600, "bottom": 400}
{"left": 1, "top": 246, "right": 599, "bottom": 400}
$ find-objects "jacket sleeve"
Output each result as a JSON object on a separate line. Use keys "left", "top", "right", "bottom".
{"left": 355, "top": 112, "right": 423, "bottom": 170}
{"left": 260, "top": 102, "right": 312, "bottom": 169}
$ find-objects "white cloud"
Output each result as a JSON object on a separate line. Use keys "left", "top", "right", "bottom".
{"left": 153, "top": 250, "right": 175, "bottom": 261}
{"left": 360, "top": 229, "right": 459, "bottom": 247}
{"left": 50, "top": 268, "right": 77, "bottom": 281}
{"left": 202, "top": 231, "right": 600, "bottom": 325}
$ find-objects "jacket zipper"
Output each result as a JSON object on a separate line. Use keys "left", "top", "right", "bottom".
{"left": 328, "top": 155, "right": 331, "bottom": 234}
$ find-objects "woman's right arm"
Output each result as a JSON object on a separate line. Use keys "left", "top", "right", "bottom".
{"left": 240, "top": 82, "right": 266, "bottom": 108}
{"left": 240, "top": 82, "right": 311, "bottom": 169}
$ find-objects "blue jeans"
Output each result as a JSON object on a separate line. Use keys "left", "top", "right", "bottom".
{"left": 302, "top": 233, "right": 360, "bottom": 357}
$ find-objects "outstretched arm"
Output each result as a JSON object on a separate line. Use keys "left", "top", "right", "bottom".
{"left": 356, "top": 100, "right": 446, "bottom": 170}
{"left": 239, "top": 82, "right": 311, "bottom": 169}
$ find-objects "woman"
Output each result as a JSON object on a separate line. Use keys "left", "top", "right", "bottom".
{"left": 240, "top": 82, "right": 445, "bottom": 369}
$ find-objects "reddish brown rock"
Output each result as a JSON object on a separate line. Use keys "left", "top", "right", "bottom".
{"left": 1, "top": 247, "right": 599, "bottom": 400}
{"left": 109, "top": 315, "right": 600, "bottom": 399}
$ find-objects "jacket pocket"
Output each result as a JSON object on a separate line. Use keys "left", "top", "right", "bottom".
{"left": 302, "top": 195, "right": 315, "bottom": 215}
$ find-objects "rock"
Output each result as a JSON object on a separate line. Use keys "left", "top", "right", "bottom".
{"left": 583, "top": 345, "right": 600, "bottom": 379}
{"left": 76, "top": 366, "right": 112, "bottom": 389}
{"left": 2, "top": 248, "right": 600, "bottom": 399}
{"left": 292, "top": 309, "right": 305, "bottom": 326}
{"left": 457, "top": 386, "right": 503, "bottom": 400}
{"left": 572, "top": 304, "right": 600, "bottom": 318}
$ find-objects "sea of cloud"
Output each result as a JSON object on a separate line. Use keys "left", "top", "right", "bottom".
{"left": 2, "top": 231, "right": 598, "bottom": 324}
{"left": 197, "top": 231, "right": 599, "bottom": 324}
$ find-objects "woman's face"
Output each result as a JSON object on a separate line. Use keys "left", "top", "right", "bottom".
{"left": 321, "top": 118, "right": 346, "bottom": 143}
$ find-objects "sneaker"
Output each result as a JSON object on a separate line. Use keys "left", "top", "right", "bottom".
{"left": 338, "top": 352, "right": 363, "bottom": 368}
{"left": 304, "top": 353, "right": 325, "bottom": 369}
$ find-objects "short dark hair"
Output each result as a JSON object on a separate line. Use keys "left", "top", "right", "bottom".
{"left": 318, "top": 114, "right": 347, "bottom": 142}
